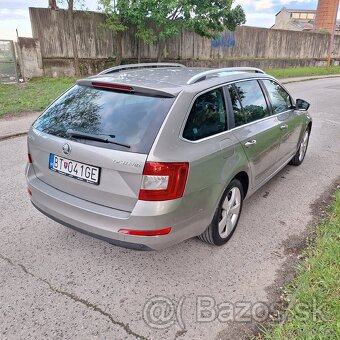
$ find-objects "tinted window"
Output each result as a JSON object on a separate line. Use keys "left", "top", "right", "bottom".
{"left": 33, "top": 85, "right": 174, "bottom": 153}
{"left": 183, "top": 88, "right": 227, "bottom": 141}
{"left": 262, "top": 80, "right": 292, "bottom": 114}
{"left": 234, "top": 80, "right": 269, "bottom": 124}
{"left": 227, "top": 84, "right": 246, "bottom": 127}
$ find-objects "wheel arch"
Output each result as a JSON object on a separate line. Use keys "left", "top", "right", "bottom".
{"left": 233, "top": 171, "right": 250, "bottom": 198}
{"left": 307, "top": 121, "right": 312, "bottom": 131}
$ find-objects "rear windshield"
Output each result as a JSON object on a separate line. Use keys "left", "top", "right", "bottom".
{"left": 33, "top": 85, "right": 175, "bottom": 154}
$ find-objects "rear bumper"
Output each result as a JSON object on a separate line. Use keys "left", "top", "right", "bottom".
{"left": 32, "top": 202, "right": 153, "bottom": 250}
{"left": 27, "top": 166, "right": 209, "bottom": 250}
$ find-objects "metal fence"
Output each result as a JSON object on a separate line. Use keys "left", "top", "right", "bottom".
{"left": 0, "top": 40, "right": 18, "bottom": 83}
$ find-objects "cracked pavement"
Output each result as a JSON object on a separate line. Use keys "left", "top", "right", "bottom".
{"left": 0, "top": 78, "right": 339, "bottom": 339}
{"left": 0, "top": 253, "right": 146, "bottom": 339}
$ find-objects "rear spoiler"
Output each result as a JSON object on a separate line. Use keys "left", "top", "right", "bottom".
{"left": 77, "top": 79, "right": 177, "bottom": 98}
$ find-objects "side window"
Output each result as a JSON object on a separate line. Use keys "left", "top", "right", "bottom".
{"left": 262, "top": 80, "right": 292, "bottom": 114}
{"left": 227, "top": 84, "right": 246, "bottom": 127}
{"left": 234, "top": 80, "right": 269, "bottom": 124}
{"left": 183, "top": 88, "right": 227, "bottom": 141}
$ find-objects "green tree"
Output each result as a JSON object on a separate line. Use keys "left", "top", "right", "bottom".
{"left": 99, "top": 0, "right": 129, "bottom": 65}
{"left": 100, "top": 0, "right": 245, "bottom": 63}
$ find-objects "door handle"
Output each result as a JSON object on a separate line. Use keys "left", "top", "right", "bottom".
{"left": 245, "top": 140, "right": 257, "bottom": 147}
{"left": 280, "top": 124, "right": 288, "bottom": 130}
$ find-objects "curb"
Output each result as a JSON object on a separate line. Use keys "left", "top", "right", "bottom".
{"left": 280, "top": 75, "right": 340, "bottom": 84}
{"left": 0, "top": 131, "right": 28, "bottom": 141}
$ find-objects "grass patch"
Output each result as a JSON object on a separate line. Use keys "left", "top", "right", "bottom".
{"left": 0, "top": 77, "right": 75, "bottom": 117}
{"left": 261, "top": 189, "right": 340, "bottom": 339}
{"left": 266, "top": 66, "right": 340, "bottom": 79}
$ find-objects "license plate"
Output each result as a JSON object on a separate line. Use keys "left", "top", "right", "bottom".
{"left": 49, "top": 154, "right": 100, "bottom": 185}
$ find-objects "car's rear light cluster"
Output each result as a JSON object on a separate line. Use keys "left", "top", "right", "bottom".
{"left": 118, "top": 227, "right": 171, "bottom": 236}
{"left": 27, "top": 187, "right": 32, "bottom": 196}
{"left": 139, "top": 162, "right": 189, "bottom": 201}
{"left": 28, "top": 153, "right": 32, "bottom": 163}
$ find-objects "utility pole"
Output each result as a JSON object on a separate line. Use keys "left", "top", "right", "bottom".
{"left": 48, "top": 0, "right": 59, "bottom": 10}
{"left": 67, "top": 0, "right": 80, "bottom": 76}
{"left": 327, "top": 0, "right": 340, "bottom": 67}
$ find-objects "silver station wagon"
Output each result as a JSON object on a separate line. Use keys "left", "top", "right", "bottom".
{"left": 26, "top": 64, "right": 312, "bottom": 250}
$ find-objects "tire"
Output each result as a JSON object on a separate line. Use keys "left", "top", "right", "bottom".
{"left": 198, "top": 179, "right": 244, "bottom": 246}
{"left": 289, "top": 128, "right": 310, "bottom": 166}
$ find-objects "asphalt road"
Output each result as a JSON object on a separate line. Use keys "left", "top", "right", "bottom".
{"left": 0, "top": 78, "right": 339, "bottom": 340}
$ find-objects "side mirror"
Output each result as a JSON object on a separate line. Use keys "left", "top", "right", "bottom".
{"left": 296, "top": 99, "right": 310, "bottom": 111}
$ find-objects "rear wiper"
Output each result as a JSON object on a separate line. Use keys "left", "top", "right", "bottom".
{"left": 66, "top": 129, "right": 130, "bottom": 149}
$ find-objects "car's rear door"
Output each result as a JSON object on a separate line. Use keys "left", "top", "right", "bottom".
{"left": 181, "top": 86, "right": 239, "bottom": 199}
{"left": 260, "top": 79, "right": 306, "bottom": 164}
{"left": 227, "top": 80, "right": 282, "bottom": 189}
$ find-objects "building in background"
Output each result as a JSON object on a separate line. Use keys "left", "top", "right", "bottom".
{"left": 272, "top": 7, "right": 340, "bottom": 33}
{"left": 272, "top": 8, "right": 316, "bottom": 31}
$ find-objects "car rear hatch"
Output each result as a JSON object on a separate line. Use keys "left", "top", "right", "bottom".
{"left": 29, "top": 81, "right": 176, "bottom": 212}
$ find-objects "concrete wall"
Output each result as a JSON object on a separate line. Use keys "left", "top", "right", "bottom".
{"left": 29, "top": 8, "right": 115, "bottom": 59}
{"left": 156, "top": 57, "right": 339, "bottom": 68}
{"left": 25, "top": 7, "right": 340, "bottom": 76}
{"left": 41, "top": 58, "right": 115, "bottom": 77}
{"left": 16, "top": 37, "right": 43, "bottom": 79}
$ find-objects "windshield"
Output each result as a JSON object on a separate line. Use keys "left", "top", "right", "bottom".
{"left": 33, "top": 85, "right": 175, "bottom": 153}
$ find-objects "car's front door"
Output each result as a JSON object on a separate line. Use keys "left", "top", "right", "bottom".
{"left": 261, "top": 79, "right": 305, "bottom": 164}
{"left": 227, "top": 80, "right": 282, "bottom": 189}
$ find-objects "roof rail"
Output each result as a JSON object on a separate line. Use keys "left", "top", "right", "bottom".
{"left": 98, "top": 63, "right": 186, "bottom": 75}
{"left": 186, "top": 67, "right": 266, "bottom": 85}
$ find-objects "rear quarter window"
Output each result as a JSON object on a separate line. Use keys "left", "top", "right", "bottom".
{"left": 183, "top": 88, "right": 227, "bottom": 141}
{"left": 33, "top": 85, "right": 175, "bottom": 154}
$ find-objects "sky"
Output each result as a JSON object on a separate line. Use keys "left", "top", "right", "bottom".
{"left": 0, "top": 0, "right": 339, "bottom": 41}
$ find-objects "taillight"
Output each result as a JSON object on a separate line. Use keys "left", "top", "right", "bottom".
{"left": 27, "top": 187, "right": 32, "bottom": 196}
{"left": 139, "top": 162, "right": 189, "bottom": 201}
{"left": 28, "top": 153, "right": 32, "bottom": 163}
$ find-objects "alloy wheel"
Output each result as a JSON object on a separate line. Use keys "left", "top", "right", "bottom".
{"left": 218, "top": 187, "right": 242, "bottom": 238}
{"left": 299, "top": 130, "right": 309, "bottom": 162}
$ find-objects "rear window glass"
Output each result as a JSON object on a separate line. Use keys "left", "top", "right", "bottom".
{"left": 234, "top": 80, "right": 269, "bottom": 124}
{"left": 33, "top": 85, "right": 175, "bottom": 154}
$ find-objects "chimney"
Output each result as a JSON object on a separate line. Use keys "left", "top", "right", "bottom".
{"left": 314, "top": 0, "right": 340, "bottom": 32}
